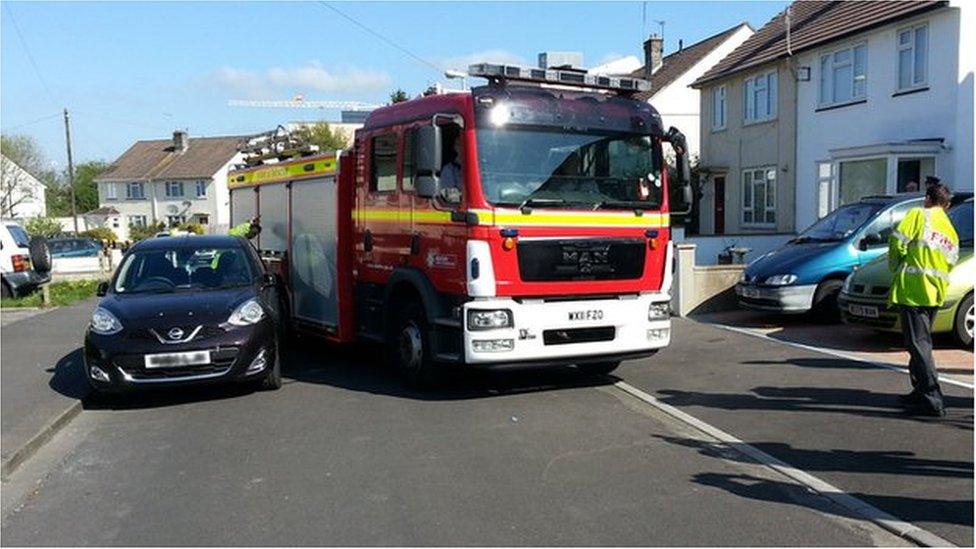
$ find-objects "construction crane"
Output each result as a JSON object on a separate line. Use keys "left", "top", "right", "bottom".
{"left": 228, "top": 98, "right": 383, "bottom": 111}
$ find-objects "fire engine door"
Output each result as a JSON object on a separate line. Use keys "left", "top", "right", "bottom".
{"left": 360, "top": 131, "right": 410, "bottom": 280}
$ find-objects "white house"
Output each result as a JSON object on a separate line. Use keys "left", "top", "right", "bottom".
{"left": 94, "top": 131, "right": 246, "bottom": 240}
{"left": 794, "top": 0, "right": 973, "bottom": 231}
{"left": 629, "top": 23, "right": 754, "bottom": 160}
{"left": 0, "top": 154, "right": 46, "bottom": 219}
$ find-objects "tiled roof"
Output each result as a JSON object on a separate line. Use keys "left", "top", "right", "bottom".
{"left": 631, "top": 23, "right": 751, "bottom": 100}
{"left": 96, "top": 135, "right": 245, "bottom": 181}
{"left": 693, "top": 0, "right": 946, "bottom": 87}
{"left": 86, "top": 206, "right": 120, "bottom": 216}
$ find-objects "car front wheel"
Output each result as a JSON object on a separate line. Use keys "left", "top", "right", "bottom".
{"left": 953, "top": 293, "right": 974, "bottom": 348}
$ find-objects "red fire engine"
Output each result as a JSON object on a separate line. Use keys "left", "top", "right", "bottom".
{"left": 228, "top": 63, "right": 692, "bottom": 385}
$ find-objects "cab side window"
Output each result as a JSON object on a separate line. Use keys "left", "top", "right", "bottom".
{"left": 370, "top": 133, "right": 398, "bottom": 193}
{"left": 402, "top": 129, "right": 416, "bottom": 191}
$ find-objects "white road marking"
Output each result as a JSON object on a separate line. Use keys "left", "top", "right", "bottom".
{"left": 612, "top": 380, "right": 956, "bottom": 548}
{"left": 707, "top": 321, "right": 974, "bottom": 390}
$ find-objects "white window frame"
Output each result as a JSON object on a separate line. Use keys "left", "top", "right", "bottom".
{"left": 711, "top": 85, "right": 727, "bottom": 131}
{"left": 896, "top": 22, "right": 928, "bottom": 92}
{"left": 819, "top": 42, "right": 867, "bottom": 107}
{"left": 743, "top": 70, "right": 777, "bottom": 124}
{"left": 166, "top": 215, "right": 186, "bottom": 227}
{"left": 741, "top": 167, "right": 777, "bottom": 227}
{"left": 165, "top": 181, "right": 184, "bottom": 198}
{"left": 129, "top": 215, "right": 147, "bottom": 227}
{"left": 104, "top": 182, "right": 117, "bottom": 200}
{"left": 126, "top": 181, "right": 145, "bottom": 200}
{"left": 195, "top": 180, "right": 207, "bottom": 199}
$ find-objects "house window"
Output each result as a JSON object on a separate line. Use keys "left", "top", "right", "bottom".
{"left": 712, "top": 85, "right": 727, "bottom": 130}
{"left": 897, "top": 23, "right": 928, "bottom": 91}
{"left": 816, "top": 162, "right": 835, "bottom": 218}
{"left": 129, "top": 215, "right": 147, "bottom": 227}
{"left": 197, "top": 214, "right": 210, "bottom": 225}
{"left": 744, "top": 70, "right": 777, "bottom": 123}
{"left": 370, "top": 133, "right": 398, "bottom": 192}
{"left": 165, "top": 181, "right": 184, "bottom": 198}
{"left": 166, "top": 215, "right": 186, "bottom": 227}
{"left": 195, "top": 180, "right": 207, "bottom": 199}
{"left": 742, "top": 168, "right": 776, "bottom": 226}
{"left": 896, "top": 156, "right": 935, "bottom": 192}
{"left": 104, "top": 182, "right": 117, "bottom": 200}
{"left": 839, "top": 158, "right": 886, "bottom": 205}
{"left": 126, "top": 182, "right": 145, "bottom": 199}
{"left": 819, "top": 44, "right": 867, "bottom": 106}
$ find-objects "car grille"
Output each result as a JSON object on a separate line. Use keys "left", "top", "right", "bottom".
{"left": 543, "top": 326, "right": 616, "bottom": 346}
{"left": 115, "top": 347, "right": 239, "bottom": 380}
{"left": 870, "top": 286, "right": 890, "bottom": 296}
{"left": 517, "top": 238, "right": 645, "bottom": 282}
{"left": 127, "top": 324, "right": 227, "bottom": 343}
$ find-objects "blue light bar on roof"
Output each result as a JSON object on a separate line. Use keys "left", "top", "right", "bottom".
{"left": 468, "top": 63, "right": 651, "bottom": 94}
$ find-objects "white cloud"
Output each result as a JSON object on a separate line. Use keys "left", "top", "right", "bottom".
{"left": 437, "top": 50, "right": 530, "bottom": 71}
{"left": 207, "top": 62, "right": 391, "bottom": 99}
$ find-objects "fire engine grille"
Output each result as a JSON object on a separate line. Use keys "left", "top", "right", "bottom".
{"left": 517, "top": 238, "right": 645, "bottom": 282}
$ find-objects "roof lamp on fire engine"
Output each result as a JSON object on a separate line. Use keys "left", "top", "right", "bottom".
{"left": 489, "top": 104, "right": 511, "bottom": 126}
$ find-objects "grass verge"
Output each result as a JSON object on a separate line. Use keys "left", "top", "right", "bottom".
{"left": 1, "top": 280, "right": 101, "bottom": 309}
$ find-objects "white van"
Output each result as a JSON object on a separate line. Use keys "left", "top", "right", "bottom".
{"left": 1, "top": 219, "right": 51, "bottom": 298}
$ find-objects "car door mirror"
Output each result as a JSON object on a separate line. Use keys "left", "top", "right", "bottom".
{"left": 261, "top": 273, "right": 278, "bottom": 288}
{"left": 96, "top": 281, "right": 109, "bottom": 296}
{"left": 858, "top": 232, "right": 884, "bottom": 251}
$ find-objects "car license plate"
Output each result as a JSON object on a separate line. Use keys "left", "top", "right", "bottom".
{"left": 848, "top": 304, "right": 880, "bottom": 318}
{"left": 144, "top": 350, "right": 211, "bottom": 369}
{"left": 740, "top": 287, "right": 761, "bottom": 299}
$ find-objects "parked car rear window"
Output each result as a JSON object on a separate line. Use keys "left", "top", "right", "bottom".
{"left": 6, "top": 224, "right": 30, "bottom": 248}
{"left": 50, "top": 238, "right": 101, "bottom": 258}
{"left": 114, "top": 246, "right": 254, "bottom": 294}
{"left": 801, "top": 203, "right": 883, "bottom": 241}
{"left": 949, "top": 201, "right": 973, "bottom": 245}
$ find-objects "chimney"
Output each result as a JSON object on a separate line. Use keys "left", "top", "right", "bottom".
{"left": 679, "top": 39, "right": 684, "bottom": 51}
{"left": 173, "top": 130, "right": 189, "bottom": 153}
{"left": 643, "top": 34, "right": 663, "bottom": 77}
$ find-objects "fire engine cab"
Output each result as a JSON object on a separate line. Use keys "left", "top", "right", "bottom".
{"left": 228, "top": 63, "right": 692, "bottom": 385}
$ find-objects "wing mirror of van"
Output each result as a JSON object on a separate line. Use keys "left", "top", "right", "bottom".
{"left": 858, "top": 232, "right": 885, "bottom": 251}
{"left": 415, "top": 125, "right": 442, "bottom": 199}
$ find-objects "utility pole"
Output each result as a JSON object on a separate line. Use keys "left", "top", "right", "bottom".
{"left": 63, "top": 108, "right": 78, "bottom": 233}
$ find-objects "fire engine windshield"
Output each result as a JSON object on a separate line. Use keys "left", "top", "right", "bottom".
{"left": 476, "top": 127, "right": 663, "bottom": 209}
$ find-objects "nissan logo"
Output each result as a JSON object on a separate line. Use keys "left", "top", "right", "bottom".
{"left": 167, "top": 327, "right": 185, "bottom": 340}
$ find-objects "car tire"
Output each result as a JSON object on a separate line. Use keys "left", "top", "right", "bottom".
{"left": 28, "top": 236, "right": 52, "bottom": 273}
{"left": 389, "top": 300, "right": 439, "bottom": 387}
{"left": 953, "top": 293, "right": 974, "bottom": 349}
{"left": 812, "top": 279, "right": 844, "bottom": 322}
{"left": 1, "top": 281, "right": 11, "bottom": 299}
{"left": 577, "top": 361, "right": 622, "bottom": 376}
{"left": 261, "top": 342, "right": 282, "bottom": 391}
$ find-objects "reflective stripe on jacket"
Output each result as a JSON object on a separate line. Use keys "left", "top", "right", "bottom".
{"left": 888, "top": 207, "right": 959, "bottom": 307}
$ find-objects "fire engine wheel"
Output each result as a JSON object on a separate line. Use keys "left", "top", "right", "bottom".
{"left": 391, "top": 302, "right": 438, "bottom": 387}
{"left": 577, "top": 360, "right": 622, "bottom": 376}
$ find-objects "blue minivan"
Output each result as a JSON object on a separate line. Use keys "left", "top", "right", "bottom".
{"left": 735, "top": 195, "right": 923, "bottom": 317}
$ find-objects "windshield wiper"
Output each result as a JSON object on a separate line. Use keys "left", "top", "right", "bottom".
{"left": 518, "top": 197, "right": 566, "bottom": 212}
{"left": 592, "top": 199, "right": 657, "bottom": 211}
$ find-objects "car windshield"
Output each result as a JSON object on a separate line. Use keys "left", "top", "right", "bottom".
{"left": 113, "top": 246, "right": 254, "bottom": 294}
{"left": 949, "top": 201, "right": 974, "bottom": 246}
{"left": 6, "top": 224, "right": 30, "bottom": 248}
{"left": 797, "top": 203, "right": 883, "bottom": 242}
{"left": 476, "top": 127, "right": 662, "bottom": 209}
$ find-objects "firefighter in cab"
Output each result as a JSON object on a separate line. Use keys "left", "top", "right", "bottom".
{"left": 888, "top": 182, "right": 959, "bottom": 417}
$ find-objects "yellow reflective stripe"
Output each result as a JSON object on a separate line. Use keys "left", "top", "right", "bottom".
{"left": 891, "top": 230, "right": 911, "bottom": 244}
{"left": 229, "top": 157, "right": 337, "bottom": 188}
{"left": 357, "top": 209, "right": 453, "bottom": 224}
{"left": 902, "top": 265, "right": 950, "bottom": 280}
{"left": 484, "top": 209, "right": 669, "bottom": 227}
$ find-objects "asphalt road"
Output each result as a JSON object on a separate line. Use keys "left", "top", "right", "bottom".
{"left": 1, "top": 318, "right": 970, "bottom": 546}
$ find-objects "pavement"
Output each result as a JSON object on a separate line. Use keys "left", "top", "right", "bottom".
{"left": 0, "top": 311, "right": 971, "bottom": 546}
{"left": 0, "top": 298, "right": 95, "bottom": 477}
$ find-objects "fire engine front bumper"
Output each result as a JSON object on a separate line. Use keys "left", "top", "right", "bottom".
{"left": 461, "top": 292, "right": 671, "bottom": 366}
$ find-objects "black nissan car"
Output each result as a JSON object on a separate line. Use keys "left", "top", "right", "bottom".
{"left": 84, "top": 235, "right": 284, "bottom": 393}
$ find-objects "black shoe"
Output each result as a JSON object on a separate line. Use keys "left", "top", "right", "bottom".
{"left": 898, "top": 391, "right": 922, "bottom": 406}
{"left": 903, "top": 400, "right": 947, "bottom": 417}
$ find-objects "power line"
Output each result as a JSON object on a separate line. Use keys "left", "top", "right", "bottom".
{"left": 316, "top": 2, "right": 443, "bottom": 75}
{"left": 3, "top": 2, "right": 58, "bottom": 107}
{"left": 0, "top": 112, "right": 61, "bottom": 132}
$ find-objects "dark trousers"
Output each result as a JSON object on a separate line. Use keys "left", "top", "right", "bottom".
{"left": 898, "top": 306, "right": 944, "bottom": 411}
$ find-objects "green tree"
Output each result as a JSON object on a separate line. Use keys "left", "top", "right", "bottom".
{"left": 46, "top": 160, "right": 107, "bottom": 216}
{"left": 292, "top": 122, "right": 349, "bottom": 151}
{"left": 1, "top": 134, "right": 59, "bottom": 217}
{"left": 389, "top": 88, "right": 409, "bottom": 103}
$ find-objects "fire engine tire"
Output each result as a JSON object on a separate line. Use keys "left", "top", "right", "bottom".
{"left": 260, "top": 341, "right": 282, "bottom": 391}
{"left": 28, "top": 236, "right": 52, "bottom": 273}
{"left": 577, "top": 360, "right": 622, "bottom": 376}
{"left": 390, "top": 301, "right": 439, "bottom": 387}
{"left": 953, "top": 293, "right": 973, "bottom": 349}
{"left": 812, "top": 278, "right": 844, "bottom": 322}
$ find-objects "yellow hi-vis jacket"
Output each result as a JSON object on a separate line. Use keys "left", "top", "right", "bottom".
{"left": 228, "top": 222, "right": 253, "bottom": 237}
{"left": 888, "top": 206, "right": 959, "bottom": 307}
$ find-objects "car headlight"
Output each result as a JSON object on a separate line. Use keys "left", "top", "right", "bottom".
{"left": 467, "top": 309, "right": 513, "bottom": 331}
{"left": 842, "top": 273, "right": 854, "bottom": 293}
{"left": 228, "top": 298, "right": 266, "bottom": 326}
{"left": 648, "top": 302, "right": 670, "bottom": 321}
{"left": 90, "top": 307, "right": 123, "bottom": 335}
{"left": 764, "top": 274, "right": 798, "bottom": 286}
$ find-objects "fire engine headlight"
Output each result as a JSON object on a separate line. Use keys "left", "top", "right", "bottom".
{"left": 764, "top": 274, "right": 798, "bottom": 286}
{"left": 489, "top": 104, "right": 510, "bottom": 126}
{"left": 472, "top": 339, "right": 515, "bottom": 353}
{"left": 648, "top": 302, "right": 670, "bottom": 321}
{"left": 467, "top": 309, "right": 513, "bottom": 331}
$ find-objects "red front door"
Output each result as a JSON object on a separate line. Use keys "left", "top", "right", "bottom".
{"left": 713, "top": 176, "right": 725, "bottom": 234}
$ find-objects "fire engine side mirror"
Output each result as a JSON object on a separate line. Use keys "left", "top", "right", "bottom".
{"left": 416, "top": 176, "right": 438, "bottom": 199}
{"left": 667, "top": 126, "right": 693, "bottom": 215}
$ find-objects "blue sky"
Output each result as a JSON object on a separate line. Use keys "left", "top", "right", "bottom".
{"left": 1, "top": 1, "right": 787, "bottom": 167}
